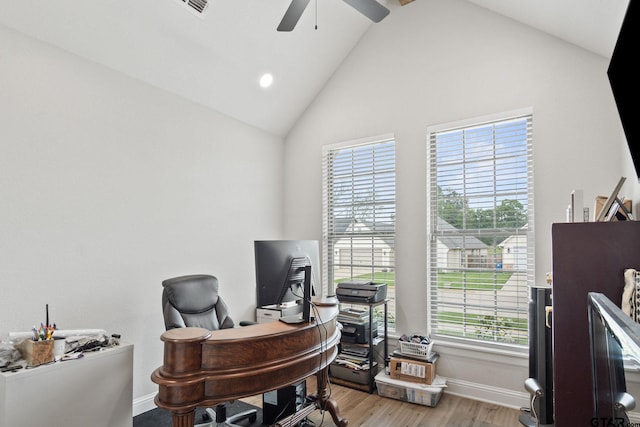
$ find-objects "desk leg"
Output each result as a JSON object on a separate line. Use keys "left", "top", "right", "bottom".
{"left": 172, "top": 409, "right": 195, "bottom": 427}
{"left": 316, "top": 368, "right": 348, "bottom": 427}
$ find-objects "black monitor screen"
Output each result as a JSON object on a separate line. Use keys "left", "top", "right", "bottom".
{"left": 608, "top": 0, "right": 640, "bottom": 180}
{"left": 254, "top": 240, "right": 320, "bottom": 308}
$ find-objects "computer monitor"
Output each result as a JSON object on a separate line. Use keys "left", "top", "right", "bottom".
{"left": 254, "top": 240, "right": 319, "bottom": 311}
{"left": 588, "top": 292, "right": 639, "bottom": 423}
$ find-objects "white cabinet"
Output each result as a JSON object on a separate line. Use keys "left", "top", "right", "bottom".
{"left": 0, "top": 343, "right": 133, "bottom": 427}
{"left": 256, "top": 304, "right": 302, "bottom": 323}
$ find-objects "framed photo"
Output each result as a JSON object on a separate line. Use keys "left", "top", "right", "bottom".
{"left": 595, "top": 177, "right": 627, "bottom": 221}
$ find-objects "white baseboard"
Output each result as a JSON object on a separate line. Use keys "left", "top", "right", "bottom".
{"left": 444, "top": 378, "right": 640, "bottom": 422}
{"left": 133, "top": 392, "right": 157, "bottom": 417}
{"left": 444, "top": 377, "right": 529, "bottom": 410}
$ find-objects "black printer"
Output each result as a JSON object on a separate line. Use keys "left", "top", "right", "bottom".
{"left": 336, "top": 281, "right": 387, "bottom": 303}
{"left": 341, "top": 320, "right": 378, "bottom": 344}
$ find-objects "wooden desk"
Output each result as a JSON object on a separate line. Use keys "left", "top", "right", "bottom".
{"left": 151, "top": 305, "right": 346, "bottom": 427}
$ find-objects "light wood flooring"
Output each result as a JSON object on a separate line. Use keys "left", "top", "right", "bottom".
{"left": 241, "top": 376, "right": 522, "bottom": 427}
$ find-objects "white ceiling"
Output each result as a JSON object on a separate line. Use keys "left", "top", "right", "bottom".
{"left": 0, "top": 0, "right": 629, "bottom": 137}
{"left": 468, "top": 0, "right": 628, "bottom": 59}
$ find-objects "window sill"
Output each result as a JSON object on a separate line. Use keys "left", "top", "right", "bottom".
{"left": 427, "top": 336, "right": 528, "bottom": 368}
{"left": 435, "top": 336, "right": 527, "bottom": 356}
{"left": 388, "top": 334, "right": 527, "bottom": 358}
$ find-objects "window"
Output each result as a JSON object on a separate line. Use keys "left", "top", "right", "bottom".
{"left": 322, "top": 136, "right": 396, "bottom": 330}
{"left": 427, "top": 111, "right": 533, "bottom": 346}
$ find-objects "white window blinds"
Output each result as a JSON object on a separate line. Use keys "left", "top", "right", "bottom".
{"left": 323, "top": 136, "right": 396, "bottom": 329}
{"left": 427, "top": 113, "right": 534, "bottom": 346}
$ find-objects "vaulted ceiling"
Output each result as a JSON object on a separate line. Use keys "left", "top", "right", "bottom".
{"left": 0, "top": 0, "right": 629, "bottom": 137}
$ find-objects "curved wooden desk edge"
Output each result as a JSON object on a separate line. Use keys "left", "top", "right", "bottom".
{"left": 152, "top": 305, "right": 347, "bottom": 427}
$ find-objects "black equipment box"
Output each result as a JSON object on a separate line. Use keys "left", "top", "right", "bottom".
{"left": 262, "top": 381, "right": 306, "bottom": 425}
{"left": 330, "top": 361, "right": 377, "bottom": 385}
{"left": 341, "top": 320, "right": 378, "bottom": 344}
{"left": 336, "top": 281, "right": 387, "bottom": 303}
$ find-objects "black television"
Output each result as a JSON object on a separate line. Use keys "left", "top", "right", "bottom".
{"left": 608, "top": 0, "right": 640, "bottom": 181}
{"left": 588, "top": 292, "right": 639, "bottom": 424}
{"left": 254, "top": 240, "right": 320, "bottom": 322}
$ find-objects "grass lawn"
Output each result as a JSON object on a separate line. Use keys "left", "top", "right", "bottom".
{"left": 437, "top": 311, "right": 528, "bottom": 344}
{"left": 438, "top": 271, "right": 512, "bottom": 291}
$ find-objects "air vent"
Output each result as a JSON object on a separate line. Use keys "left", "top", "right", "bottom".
{"left": 176, "top": 0, "right": 209, "bottom": 16}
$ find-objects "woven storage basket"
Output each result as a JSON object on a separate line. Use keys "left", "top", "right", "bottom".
{"left": 18, "top": 340, "right": 54, "bottom": 366}
{"left": 399, "top": 341, "right": 433, "bottom": 360}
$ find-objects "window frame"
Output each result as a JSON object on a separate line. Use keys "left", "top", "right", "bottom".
{"left": 426, "top": 109, "right": 534, "bottom": 349}
{"left": 322, "top": 134, "right": 396, "bottom": 331}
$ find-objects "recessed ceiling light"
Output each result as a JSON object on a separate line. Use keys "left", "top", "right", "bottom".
{"left": 259, "top": 73, "right": 274, "bottom": 88}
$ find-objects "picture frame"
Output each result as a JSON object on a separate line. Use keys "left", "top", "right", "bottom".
{"left": 595, "top": 177, "right": 627, "bottom": 221}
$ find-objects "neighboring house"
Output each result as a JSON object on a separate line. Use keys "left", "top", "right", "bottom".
{"left": 498, "top": 233, "right": 528, "bottom": 271}
{"left": 333, "top": 217, "right": 490, "bottom": 272}
{"left": 332, "top": 218, "right": 394, "bottom": 270}
{"left": 436, "top": 217, "right": 489, "bottom": 270}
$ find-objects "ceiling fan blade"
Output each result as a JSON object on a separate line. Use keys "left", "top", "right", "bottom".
{"left": 342, "top": 0, "right": 390, "bottom": 23}
{"left": 277, "top": 0, "right": 312, "bottom": 31}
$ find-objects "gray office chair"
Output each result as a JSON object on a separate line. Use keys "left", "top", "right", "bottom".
{"left": 162, "top": 274, "right": 258, "bottom": 427}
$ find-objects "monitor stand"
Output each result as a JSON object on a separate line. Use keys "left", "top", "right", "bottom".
{"left": 279, "top": 314, "right": 307, "bottom": 324}
{"left": 279, "top": 266, "right": 312, "bottom": 324}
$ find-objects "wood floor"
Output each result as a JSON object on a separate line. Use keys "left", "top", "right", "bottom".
{"left": 241, "top": 376, "right": 522, "bottom": 427}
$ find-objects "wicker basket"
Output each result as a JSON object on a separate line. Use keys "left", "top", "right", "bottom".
{"left": 17, "top": 339, "right": 54, "bottom": 366}
{"left": 398, "top": 341, "right": 433, "bottom": 360}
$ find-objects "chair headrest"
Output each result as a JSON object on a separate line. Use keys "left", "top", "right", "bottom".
{"left": 162, "top": 274, "right": 220, "bottom": 314}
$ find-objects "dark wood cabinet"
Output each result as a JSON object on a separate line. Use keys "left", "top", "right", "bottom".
{"left": 552, "top": 221, "right": 640, "bottom": 425}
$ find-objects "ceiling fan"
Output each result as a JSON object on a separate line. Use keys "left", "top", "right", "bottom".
{"left": 277, "top": 0, "right": 390, "bottom": 31}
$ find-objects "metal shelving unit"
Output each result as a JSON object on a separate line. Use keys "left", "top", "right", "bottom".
{"left": 330, "top": 299, "right": 388, "bottom": 393}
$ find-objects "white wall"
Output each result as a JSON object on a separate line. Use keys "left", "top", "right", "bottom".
{"left": 0, "top": 25, "right": 284, "bottom": 404}
{"left": 3, "top": 0, "right": 639, "bottom": 413}
{"left": 283, "top": 0, "right": 639, "bottom": 406}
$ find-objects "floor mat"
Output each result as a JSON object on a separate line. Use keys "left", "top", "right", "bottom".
{"left": 133, "top": 401, "right": 262, "bottom": 427}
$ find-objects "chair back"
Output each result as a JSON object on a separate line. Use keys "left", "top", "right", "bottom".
{"left": 162, "top": 274, "right": 234, "bottom": 331}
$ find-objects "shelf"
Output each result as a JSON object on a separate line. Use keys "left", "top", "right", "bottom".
{"left": 330, "top": 371, "right": 381, "bottom": 393}
{"left": 330, "top": 299, "right": 388, "bottom": 393}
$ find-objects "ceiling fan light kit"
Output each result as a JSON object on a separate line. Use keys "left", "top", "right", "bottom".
{"left": 277, "top": 0, "right": 390, "bottom": 31}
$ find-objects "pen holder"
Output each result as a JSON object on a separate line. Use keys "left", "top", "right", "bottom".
{"left": 17, "top": 339, "right": 54, "bottom": 366}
